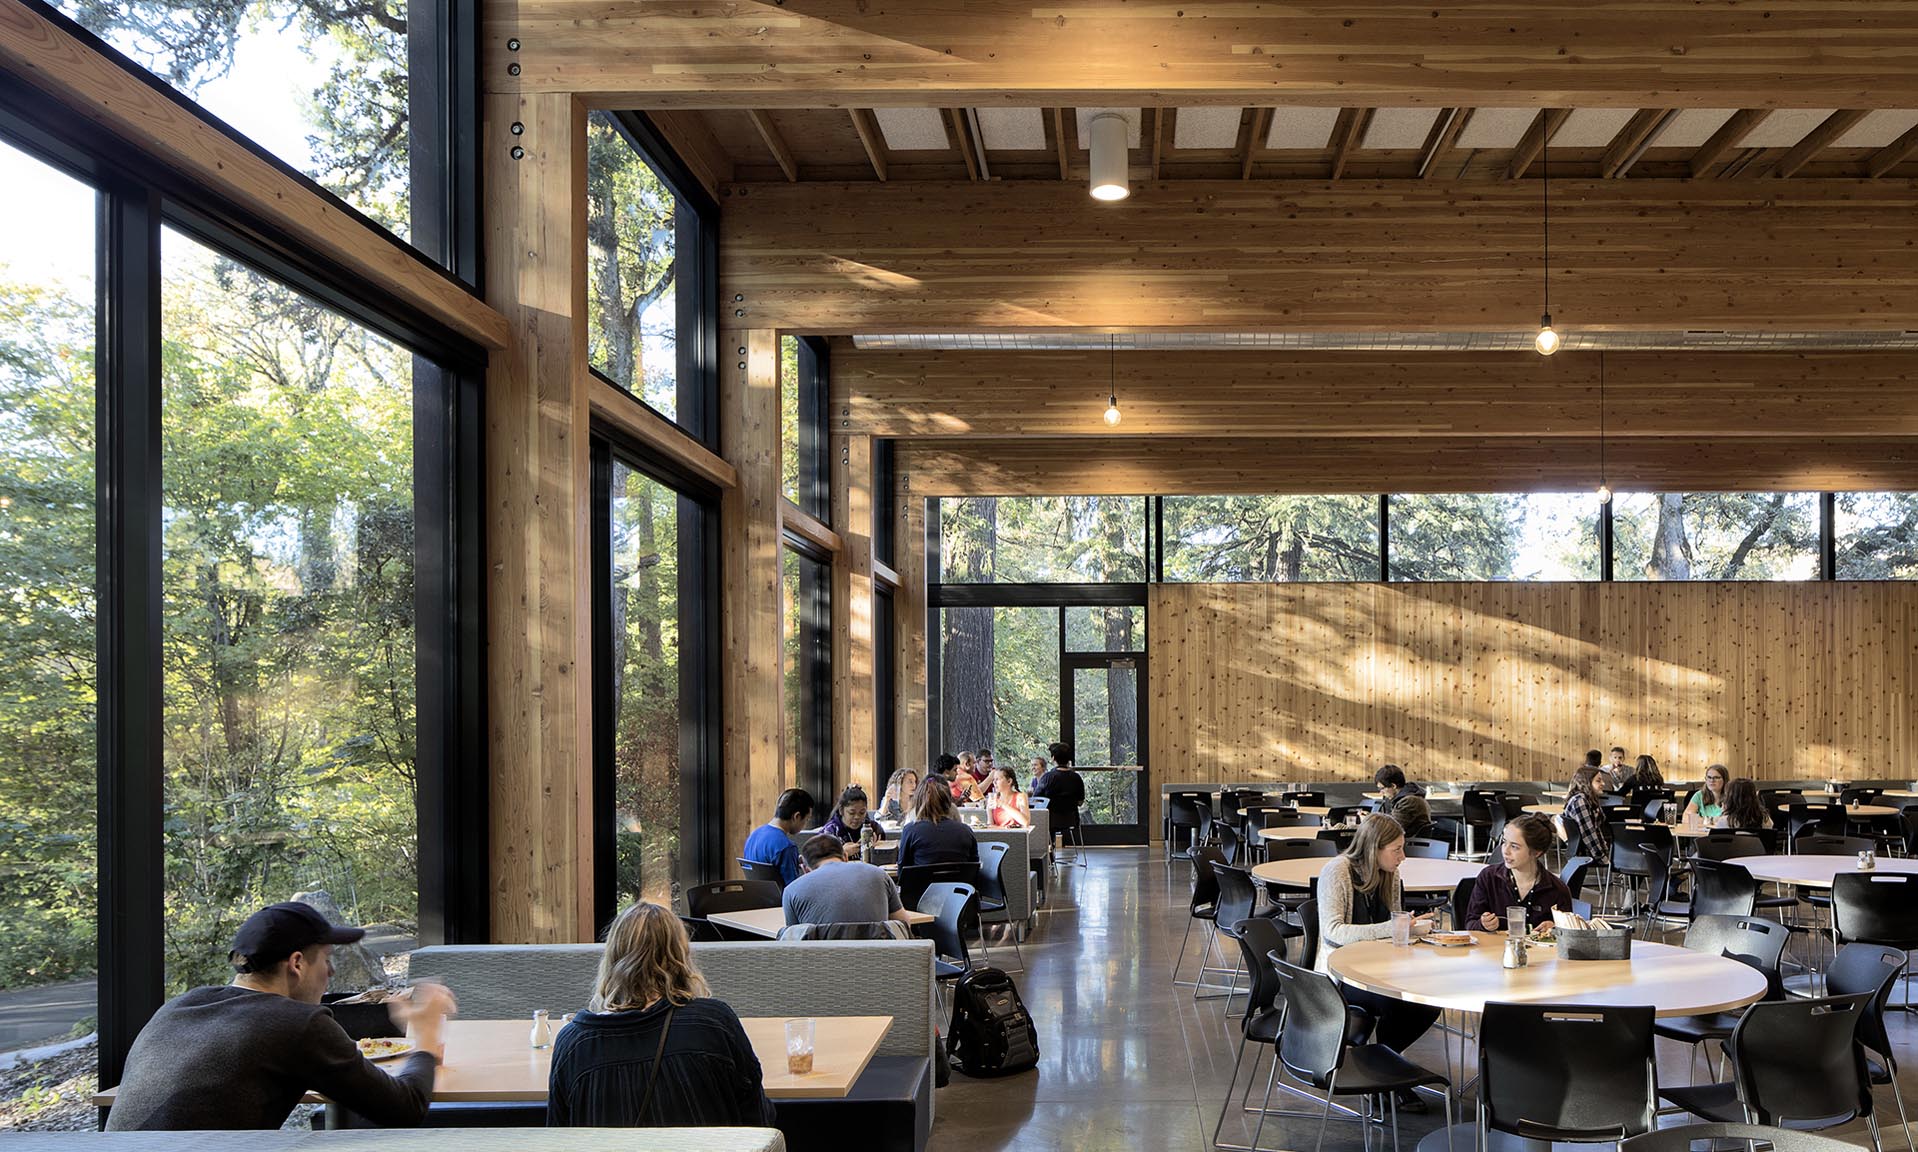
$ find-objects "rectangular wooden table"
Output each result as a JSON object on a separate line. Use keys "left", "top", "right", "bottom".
{"left": 95, "top": 1015, "right": 894, "bottom": 1107}
{"left": 705, "top": 905, "right": 933, "bottom": 938}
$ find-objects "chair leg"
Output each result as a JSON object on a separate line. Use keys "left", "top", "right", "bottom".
{"left": 1388, "top": 1091, "right": 1400, "bottom": 1152}
{"left": 1868, "top": 1110, "right": 1885, "bottom": 1152}
{"left": 1249, "top": 1048, "right": 1281, "bottom": 1152}
{"left": 1172, "top": 915, "right": 1196, "bottom": 985}
{"left": 1212, "top": 1035, "right": 1252, "bottom": 1148}
{"left": 1312, "top": 1083, "right": 1336, "bottom": 1152}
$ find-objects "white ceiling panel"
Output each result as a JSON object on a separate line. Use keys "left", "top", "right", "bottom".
{"left": 872, "top": 108, "right": 950, "bottom": 151}
{"left": 1739, "top": 108, "right": 1835, "bottom": 148}
{"left": 1656, "top": 109, "right": 1739, "bottom": 148}
{"left": 975, "top": 107, "right": 1046, "bottom": 151}
{"left": 1173, "top": 106, "right": 1245, "bottom": 149}
{"left": 1361, "top": 107, "right": 1441, "bottom": 150}
{"left": 1075, "top": 107, "right": 1142, "bottom": 148}
{"left": 1266, "top": 106, "right": 1342, "bottom": 149}
{"left": 1552, "top": 108, "right": 1638, "bottom": 148}
{"left": 1454, "top": 108, "right": 1536, "bottom": 150}
{"left": 1835, "top": 109, "right": 1918, "bottom": 148}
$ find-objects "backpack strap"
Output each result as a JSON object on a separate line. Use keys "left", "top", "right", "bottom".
{"left": 635, "top": 1006, "right": 676, "bottom": 1123}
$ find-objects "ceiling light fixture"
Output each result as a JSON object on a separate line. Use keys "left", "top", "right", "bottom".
{"left": 1535, "top": 136, "right": 1559, "bottom": 355}
{"left": 1088, "top": 112, "right": 1130, "bottom": 202}
{"left": 1596, "top": 351, "right": 1612, "bottom": 504}
{"left": 1103, "top": 335, "right": 1123, "bottom": 426}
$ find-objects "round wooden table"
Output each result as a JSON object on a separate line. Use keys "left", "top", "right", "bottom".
{"left": 1521, "top": 803, "right": 1564, "bottom": 816}
{"left": 1252, "top": 856, "right": 1484, "bottom": 893}
{"left": 1326, "top": 936, "right": 1770, "bottom": 1019}
{"left": 1256, "top": 825, "right": 1331, "bottom": 843}
{"left": 1731, "top": 854, "right": 1918, "bottom": 889}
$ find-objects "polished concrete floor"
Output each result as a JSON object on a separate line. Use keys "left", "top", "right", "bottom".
{"left": 931, "top": 847, "right": 1909, "bottom": 1152}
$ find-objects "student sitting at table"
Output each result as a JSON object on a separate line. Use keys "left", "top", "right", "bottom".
{"left": 950, "top": 753, "right": 985, "bottom": 803}
{"left": 781, "top": 834, "right": 915, "bottom": 929}
{"left": 1684, "top": 764, "right": 1729, "bottom": 823}
{"left": 897, "top": 779, "right": 979, "bottom": 868}
{"left": 818, "top": 784, "right": 886, "bottom": 851}
{"left": 1717, "top": 777, "right": 1773, "bottom": 831}
{"left": 742, "top": 787, "right": 814, "bottom": 886}
{"left": 1465, "top": 815, "right": 1574, "bottom": 931}
{"left": 1374, "top": 763, "right": 1427, "bottom": 800}
{"left": 106, "top": 902, "right": 456, "bottom": 1130}
{"left": 985, "top": 766, "right": 1031, "bottom": 828}
{"left": 548, "top": 902, "right": 776, "bottom": 1128}
{"left": 1617, "top": 753, "right": 1665, "bottom": 805}
{"left": 877, "top": 767, "right": 921, "bottom": 824}
{"left": 1562, "top": 766, "right": 1613, "bottom": 860}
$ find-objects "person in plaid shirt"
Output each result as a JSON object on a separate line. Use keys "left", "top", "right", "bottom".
{"left": 1562, "top": 765, "right": 1613, "bottom": 861}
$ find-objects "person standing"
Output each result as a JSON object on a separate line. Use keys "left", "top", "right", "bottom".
{"left": 1031, "top": 741, "right": 1087, "bottom": 846}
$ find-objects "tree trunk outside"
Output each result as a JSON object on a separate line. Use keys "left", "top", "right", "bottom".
{"left": 940, "top": 498, "right": 997, "bottom": 758}
{"left": 1648, "top": 493, "right": 1692, "bottom": 579}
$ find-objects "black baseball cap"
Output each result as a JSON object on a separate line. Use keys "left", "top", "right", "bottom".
{"left": 229, "top": 902, "right": 365, "bottom": 969}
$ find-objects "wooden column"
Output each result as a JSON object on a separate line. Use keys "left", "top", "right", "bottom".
{"left": 895, "top": 483, "right": 929, "bottom": 775}
{"left": 722, "top": 329, "right": 787, "bottom": 866}
{"left": 482, "top": 92, "right": 594, "bottom": 941}
{"left": 832, "top": 434, "right": 876, "bottom": 796}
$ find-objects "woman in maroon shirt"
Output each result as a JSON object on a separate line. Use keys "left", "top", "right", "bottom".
{"left": 1465, "top": 814, "right": 1575, "bottom": 931}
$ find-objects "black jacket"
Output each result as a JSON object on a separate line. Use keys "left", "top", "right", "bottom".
{"left": 1032, "top": 767, "right": 1087, "bottom": 832}
{"left": 547, "top": 998, "right": 777, "bottom": 1129}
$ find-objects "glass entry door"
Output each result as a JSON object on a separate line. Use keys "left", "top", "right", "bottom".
{"left": 1060, "top": 654, "right": 1147, "bottom": 845}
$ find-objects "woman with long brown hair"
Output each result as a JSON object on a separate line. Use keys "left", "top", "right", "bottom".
{"left": 547, "top": 903, "right": 774, "bottom": 1128}
{"left": 1718, "top": 777, "right": 1772, "bottom": 831}
{"left": 1562, "top": 765, "right": 1613, "bottom": 860}
{"left": 897, "top": 777, "right": 979, "bottom": 868}
{"left": 1315, "top": 816, "right": 1441, "bottom": 1064}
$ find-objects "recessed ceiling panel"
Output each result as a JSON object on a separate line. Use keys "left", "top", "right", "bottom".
{"left": 1361, "top": 107, "right": 1441, "bottom": 150}
{"left": 1552, "top": 108, "right": 1638, "bottom": 148}
{"left": 1835, "top": 109, "right": 1918, "bottom": 148}
{"left": 1075, "top": 107, "right": 1142, "bottom": 148}
{"left": 1656, "top": 109, "right": 1738, "bottom": 148}
{"left": 1266, "top": 107, "right": 1341, "bottom": 149}
{"left": 1454, "top": 108, "right": 1536, "bottom": 150}
{"left": 975, "top": 107, "right": 1046, "bottom": 151}
{"left": 1739, "top": 109, "right": 1835, "bottom": 148}
{"left": 1173, "top": 106, "right": 1245, "bottom": 149}
{"left": 872, "top": 107, "right": 950, "bottom": 151}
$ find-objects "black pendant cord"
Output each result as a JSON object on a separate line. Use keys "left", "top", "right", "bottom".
{"left": 1108, "top": 334, "right": 1117, "bottom": 408}
{"left": 1542, "top": 143, "right": 1550, "bottom": 317}
{"left": 1599, "top": 350, "right": 1607, "bottom": 489}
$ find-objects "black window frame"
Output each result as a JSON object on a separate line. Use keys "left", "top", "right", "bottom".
{"left": 873, "top": 437, "right": 897, "bottom": 569}
{"left": 589, "top": 432, "right": 724, "bottom": 931}
{"left": 792, "top": 335, "right": 831, "bottom": 523}
{"left": 589, "top": 111, "right": 721, "bottom": 450}
{"left": 1, "top": 28, "right": 488, "bottom": 1087}
{"left": 783, "top": 537, "right": 835, "bottom": 806}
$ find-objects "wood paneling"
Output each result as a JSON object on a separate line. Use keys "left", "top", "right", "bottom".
{"left": 833, "top": 349, "right": 1918, "bottom": 440}
{"left": 483, "top": 92, "right": 593, "bottom": 942}
{"left": 722, "top": 181, "right": 1918, "bottom": 334}
{"left": 899, "top": 437, "right": 1918, "bottom": 496}
{"left": 722, "top": 329, "right": 787, "bottom": 869}
{"left": 482, "top": 0, "right": 1918, "bottom": 109}
{"left": 832, "top": 435, "right": 876, "bottom": 796}
{"left": 1149, "top": 582, "right": 1918, "bottom": 829}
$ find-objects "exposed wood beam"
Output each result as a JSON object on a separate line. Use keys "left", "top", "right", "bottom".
{"left": 873, "top": 559, "right": 901, "bottom": 590}
{"left": 848, "top": 108, "right": 889, "bottom": 181}
{"left": 1329, "top": 108, "right": 1368, "bottom": 180}
{"left": 781, "top": 499, "right": 843, "bottom": 555}
{"left": 1599, "top": 109, "right": 1674, "bottom": 179}
{"left": 0, "top": 0, "right": 508, "bottom": 351}
{"left": 1768, "top": 110, "right": 1871, "bottom": 178}
{"left": 645, "top": 111, "right": 734, "bottom": 200}
{"left": 1506, "top": 108, "right": 1570, "bottom": 180}
{"left": 746, "top": 110, "right": 798, "bottom": 182}
{"left": 947, "top": 107, "right": 980, "bottom": 181}
{"left": 1241, "top": 107, "right": 1274, "bottom": 180}
{"left": 721, "top": 180, "right": 1918, "bottom": 333}
{"left": 1868, "top": 122, "right": 1918, "bottom": 178}
{"left": 1052, "top": 107, "right": 1070, "bottom": 180}
{"left": 1415, "top": 108, "right": 1464, "bottom": 180}
{"left": 587, "top": 376, "right": 738, "bottom": 490}
{"left": 1150, "top": 107, "right": 1165, "bottom": 181}
{"left": 1688, "top": 109, "right": 1766, "bottom": 178}
{"left": 489, "top": 3, "right": 1918, "bottom": 108}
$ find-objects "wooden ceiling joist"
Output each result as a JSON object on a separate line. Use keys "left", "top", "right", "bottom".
{"left": 1688, "top": 109, "right": 1767, "bottom": 178}
{"left": 1506, "top": 108, "right": 1570, "bottom": 180}
{"left": 1241, "top": 108, "right": 1274, "bottom": 180}
{"left": 1868, "top": 122, "right": 1918, "bottom": 178}
{"left": 945, "top": 108, "right": 981, "bottom": 180}
{"left": 1150, "top": 107, "right": 1165, "bottom": 181}
{"left": 1768, "top": 110, "right": 1871, "bottom": 178}
{"left": 1599, "top": 109, "right": 1674, "bottom": 179}
{"left": 848, "top": 108, "right": 889, "bottom": 181}
{"left": 745, "top": 110, "right": 798, "bottom": 182}
{"left": 1051, "top": 108, "right": 1071, "bottom": 180}
{"left": 1415, "top": 108, "right": 1464, "bottom": 180}
{"left": 1329, "top": 109, "right": 1368, "bottom": 180}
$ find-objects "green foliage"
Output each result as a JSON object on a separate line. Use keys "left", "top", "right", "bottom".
{"left": 1163, "top": 494, "right": 1378, "bottom": 580}
{"left": 1613, "top": 492, "right": 1818, "bottom": 580}
{"left": 587, "top": 112, "right": 679, "bottom": 415}
{"left": 780, "top": 337, "right": 800, "bottom": 504}
{"left": 940, "top": 497, "right": 1147, "bottom": 583}
{"left": 608, "top": 464, "right": 682, "bottom": 908}
{"left": 1836, "top": 493, "right": 1918, "bottom": 579}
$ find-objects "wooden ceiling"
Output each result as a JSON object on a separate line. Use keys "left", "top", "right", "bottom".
{"left": 661, "top": 105, "right": 1918, "bottom": 185}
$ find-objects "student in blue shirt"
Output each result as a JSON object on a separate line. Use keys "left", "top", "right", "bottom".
{"left": 741, "top": 788, "right": 814, "bottom": 887}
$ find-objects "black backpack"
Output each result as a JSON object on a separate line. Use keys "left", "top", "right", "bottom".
{"left": 945, "top": 966, "right": 1039, "bottom": 1077}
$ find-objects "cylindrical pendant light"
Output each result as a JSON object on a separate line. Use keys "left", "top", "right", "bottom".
{"left": 1088, "top": 112, "right": 1130, "bottom": 202}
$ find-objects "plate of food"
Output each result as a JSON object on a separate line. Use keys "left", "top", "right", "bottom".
{"left": 1420, "top": 931, "right": 1478, "bottom": 948}
{"left": 356, "top": 1037, "right": 414, "bottom": 1061}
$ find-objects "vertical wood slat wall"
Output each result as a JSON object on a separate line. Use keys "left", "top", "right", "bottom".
{"left": 1150, "top": 582, "right": 1918, "bottom": 831}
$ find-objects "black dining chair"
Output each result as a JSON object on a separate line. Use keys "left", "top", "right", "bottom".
{"left": 1166, "top": 792, "right": 1213, "bottom": 863}
{"left": 1479, "top": 1002, "right": 1656, "bottom": 1146}
{"left": 1832, "top": 871, "right": 1918, "bottom": 1007}
{"left": 737, "top": 857, "right": 788, "bottom": 888}
{"left": 1210, "top": 864, "right": 1261, "bottom": 1011}
{"left": 1623, "top": 1122, "right": 1864, "bottom": 1152}
{"left": 1826, "top": 942, "right": 1915, "bottom": 1152}
{"left": 1211, "top": 916, "right": 1302, "bottom": 1152}
{"left": 1686, "top": 857, "right": 1758, "bottom": 919}
{"left": 686, "top": 878, "right": 783, "bottom": 942}
{"left": 1176, "top": 846, "right": 1229, "bottom": 990}
{"left": 899, "top": 860, "right": 980, "bottom": 913}
{"left": 973, "top": 840, "right": 1022, "bottom": 970}
{"left": 1215, "top": 821, "right": 1244, "bottom": 865}
{"left": 1652, "top": 914, "right": 1789, "bottom": 1083}
{"left": 1559, "top": 854, "right": 1596, "bottom": 904}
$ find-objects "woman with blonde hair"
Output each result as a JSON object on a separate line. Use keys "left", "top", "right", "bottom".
{"left": 547, "top": 903, "right": 774, "bottom": 1128}
{"left": 877, "top": 767, "right": 920, "bottom": 824}
{"left": 1315, "top": 814, "right": 1441, "bottom": 1067}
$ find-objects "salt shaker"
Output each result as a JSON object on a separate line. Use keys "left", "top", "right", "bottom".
{"left": 530, "top": 1008, "right": 553, "bottom": 1049}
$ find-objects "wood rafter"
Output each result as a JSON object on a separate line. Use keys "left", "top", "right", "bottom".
{"left": 1768, "top": 109, "right": 1870, "bottom": 178}
{"left": 1506, "top": 108, "right": 1570, "bottom": 180}
{"left": 1599, "top": 109, "right": 1674, "bottom": 178}
{"left": 1241, "top": 107, "right": 1274, "bottom": 180}
{"left": 848, "top": 108, "right": 889, "bottom": 181}
{"left": 1689, "top": 109, "right": 1766, "bottom": 178}
{"left": 946, "top": 108, "right": 981, "bottom": 180}
{"left": 1150, "top": 107, "right": 1165, "bottom": 181}
{"left": 1329, "top": 108, "right": 1368, "bottom": 180}
{"left": 1052, "top": 107, "right": 1071, "bottom": 180}
{"left": 746, "top": 110, "right": 798, "bottom": 182}
{"left": 1415, "top": 108, "right": 1464, "bottom": 179}
{"left": 1868, "top": 122, "right": 1918, "bottom": 177}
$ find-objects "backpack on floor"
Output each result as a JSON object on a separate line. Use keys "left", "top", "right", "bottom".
{"left": 945, "top": 966, "right": 1039, "bottom": 1077}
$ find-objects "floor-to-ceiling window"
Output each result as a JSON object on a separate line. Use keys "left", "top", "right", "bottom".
{"left": 783, "top": 544, "right": 833, "bottom": 806}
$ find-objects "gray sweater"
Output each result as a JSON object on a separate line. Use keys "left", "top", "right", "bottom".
{"left": 1313, "top": 857, "right": 1405, "bottom": 973}
{"left": 106, "top": 985, "right": 437, "bottom": 1130}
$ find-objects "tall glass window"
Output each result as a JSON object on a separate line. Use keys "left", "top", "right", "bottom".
{"left": 0, "top": 141, "right": 97, "bottom": 1040}
{"left": 1835, "top": 493, "right": 1918, "bottom": 579}
{"left": 940, "top": 496, "right": 1147, "bottom": 584}
{"left": 1388, "top": 493, "right": 1601, "bottom": 581}
{"left": 1612, "top": 492, "right": 1819, "bottom": 581}
{"left": 587, "top": 112, "right": 684, "bottom": 422}
{"left": 161, "top": 229, "right": 417, "bottom": 994}
{"left": 783, "top": 547, "right": 831, "bottom": 804}
{"left": 1163, "top": 494, "right": 1379, "bottom": 581}
{"left": 938, "top": 607, "right": 1063, "bottom": 765}
{"left": 780, "top": 336, "right": 828, "bottom": 520}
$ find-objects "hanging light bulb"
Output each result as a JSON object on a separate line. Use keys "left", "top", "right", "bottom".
{"left": 1104, "top": 394, "right": 1122, "bottom": 426}
{"left": 1596, "top": 483, "right": 1612, "bottom": 504}
{"left": 1087, "top": 112, "right": 1131, "bottom": 202}
{"left": 1102, "top": 334, "right": 1122, "bottom": 424}
{"left": 1535, "top": 313, "right": 1561, "bottom": 356}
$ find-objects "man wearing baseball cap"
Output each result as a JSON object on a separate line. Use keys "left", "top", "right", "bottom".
{"left": 106, "top": 901, "right": 458, "bottom": 1130}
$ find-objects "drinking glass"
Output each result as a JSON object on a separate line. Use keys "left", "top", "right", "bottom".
{"left": 1390, "top": 911, "right": 1413, "bottom": 946}
{"left": 785, "top": 1017, "right": 816, "bottom": 1075}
